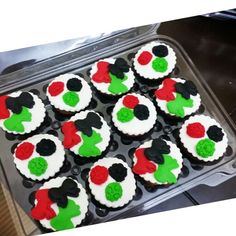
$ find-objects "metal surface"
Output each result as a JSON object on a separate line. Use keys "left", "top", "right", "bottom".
{"left": 0, "top": 24, "right": 236, "bottom": 234}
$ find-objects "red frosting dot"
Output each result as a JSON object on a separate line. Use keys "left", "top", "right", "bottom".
{"left": 48, "top": 81, "right": 64, "bottom": 96}
{"left": 132, "top": 148, "right": 157, "bottom": 175}
{"left": 90, "top": 165, "right": 109, "bottom": 185}
{"left": 187, "top": 122, "right": 205, "bottom": 138}
{"left": 137, "top": 51, "right": 153, "bottom": 65}
{"left": 123, "top": 95, "right": 139, "bottom": 109}
{"left": 0, "top": 95, "right": 10, "bottom": 119}
{"left": 15, "top": 142, "right": 35, "bottom": 160}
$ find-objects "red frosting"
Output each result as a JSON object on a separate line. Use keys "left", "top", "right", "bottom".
{"left": 48, "top": 81, "right": 64, "bottom": 96}
{"left": 123, "top": 95, "right": 139, "bottom": 109}
{"left": 155, "top": 78, "right": 176, "bottom": 101}
{"left": 90, "top": 165, "right": 109, "bottom": 185}
{"left": 62, "top": 121, "right": 81, "bottom": 148}
{"left": 137, "top": 51, "right": 153, "bottom": 65}
{"left": 31, "top": 189, "right": 56, "bottom": 220}
{"left": 15, "top": 142, "right": 35, "bottom": 160}
{"left": 0, "top": 95, "right": 10, "bottom": 119}
{"left": 91, "top": 61, "right": 111, "bottom": 83}
{"left": 186, "top": 122, "right": 205, "bottom": 138}
{"left": 132, "top": 148, "right": 156, "bottom": 175}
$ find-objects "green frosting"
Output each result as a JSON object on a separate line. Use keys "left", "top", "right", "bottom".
{"left": 28, "top": 157, "right": 48, "bottom": 176}
{"left": 108, "top": 73, "right": 128, "bottom": 94}
{"left": 63, "top": 91, "right": 79, "bottom": 107}
{"left": 152, "top": 57, "right": 168, "bottom": 72}
{"left": 50, "top": 199, "right": 81, "bottom": 231}
{"left": 105, "top": 182, "right": 123, "bottom": 202}
{"left": 167, "top": 93, "right": 193, "bottom": 118}
{"left": 4, "top": 107, "right": 32, "bottom": 133}
{"left": 117, "top": 107, "right": 134, "bottom": 123}
{"left": 78, "top": 130, "right": 102, "bottom": 157}
{"left": 154, "top": 154, "right": 179, "bottom": 184}
{"left": 196, "top": 138, "right": 215, "bottom": 158}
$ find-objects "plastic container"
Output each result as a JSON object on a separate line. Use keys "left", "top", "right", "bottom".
{"left": 0, "top": 24, "right": 236, "bottom": 234}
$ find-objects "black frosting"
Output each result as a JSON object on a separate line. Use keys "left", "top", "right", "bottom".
{"left": 152, "top": 45, "right": 168, "bottom": 58}
{"left": 175, "top": 80, "right": 198, "bottom": 99}
{"left": 48, "top": 178, "right": 80, "bottom": 208}
{"left": 108, "top": 58, "right": 129, "bottom": 79}
{"left": 66, "top": 78, "right": 82, "bottom": 92}
{"left": 133, "top": 104, "right": 149, "bottom": 120}
{"left": 74, "top": 112, "right": 103, "bottom": 137}
{"left": 6, "top": 92, "right": 35, "bottom": 114}
{"left": 36, "top": 139, "right": 56, "bottom": 156}
{"left": 144, "top": 138, "right": 170, "bottom": 164}
{"left": 207, "top": 125, "right": 224, "bottom": 142}
{"left": 108, "top": 163, "right": 127, "bottom": 182}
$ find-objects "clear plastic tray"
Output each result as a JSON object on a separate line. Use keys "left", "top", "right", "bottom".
{"left": 0, "top": 24, "right": 236, "bottom": 234}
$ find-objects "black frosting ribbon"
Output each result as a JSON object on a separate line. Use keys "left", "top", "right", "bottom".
{"left": 6, "top": 92, "right": 35, "bottom": 114}
{"left": 144, "top": 138, "right": 170, "bottom": 164}
{"left": 108, "top": 58, "right": 129, "bottom": 79}
{"left": 48, "top": 179, "right": 80, "bottom": 208}
{"left": 74, "top": 112, "right": 102, "bottom": 136}
{"left": 175, "top": 80, "right": 198, "bottom": 99}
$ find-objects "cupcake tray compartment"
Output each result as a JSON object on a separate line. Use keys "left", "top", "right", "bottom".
{"left": 0, "top": 32, "right": 236, "bottom": 233}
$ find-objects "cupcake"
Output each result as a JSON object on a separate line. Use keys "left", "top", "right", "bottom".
{"left": 133, "top": 41, "right": 176, "bottom": 80}
{"left": 179, "top": 114, "right": 228, "bottom": 162}
{"left": 154, "top": 78, "right": 201, "bottom": 118}
{"left": 46, "top": 74, "right": 92, "bottom": 113}
{"left": 61, "top": 110, "right": 110, "bottom": 158}
{"left": 112, "top": 93, "right": 157, "bottom": 136}
{"left": 30, "top": 177, "right": 89, "bottom": 231}
{"left": 13, "top": 134, "right": 65, "bottom": 181}
{"left": 0, "top": 91, "right": 46, "bottom": 134}
{"left": 132, "top": 138, "right": 183, "bottom": 185}
{"left": 90, "top": 58, "right": 135, "bottom": 96}
{"left": 88, "top": 157, "right": 136, "bottom": 208}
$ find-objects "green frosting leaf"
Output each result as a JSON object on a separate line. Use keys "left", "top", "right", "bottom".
{"left": 28, "top": 157, "right": 48, "bottom": 176}
{"left": 78, "top": 130, "right": 102, "bottom": 157}
{"left": 167, "top": 93, "right": 193, "bottom": 118}
{"left": 154, "top": 154, "right": 179, "bottom": 184}
{"left": 152, "top": 57, "right": 168, "bottom": 72}
{"left": 105, "top": 182, "right": 123, "bottom": 202}
{"left": 196, "top": 138, "right": 215, "bottom": 158}
{"left": 108, "top": 73, "right": 128, "bottom": 94}
{"left": 117, "top": 107, "right": 134, "bottom": 123}
{"left": 63, "top": 91, "right": 79, "bottom": 107}
{"left": 4, "top": 107, "right": 32, "bottom": 133}
{"left": 50, "top": 199, "right": 81, "bottom": 231}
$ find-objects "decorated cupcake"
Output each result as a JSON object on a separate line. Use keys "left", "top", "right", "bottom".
{"left": 46, "top": 74, "right": 92, "bottom": 113}
{"left": 133, "top": 41, "right": 176, "bottom": 80}
{"left": 132, "top": 138, "right": 183, "bottom": 185}
{"left": 61, "top": 110, "right": 110, "bottom": 158}
{"left": 112, "top": 93, "right": 157, "bottom": 136}
{"left": 13, "top": 134, "right": 65, "bottom": 181}
{"left": 90, "top": 58, "right": 135, "bottom": 96}
{"left": 179, "top": 115, "right": 228, "bottom": 162}
{"left": 30, "top": 177, "right": 89, "bottom": 231}
{"left": 88, "top": 157, "right": 136, "bottom": 208}
{"left": 154, "top": 78, "right": 201, "bottom": 118}
{"left": 0, "top": 91, "right": 46, "bottom": 134}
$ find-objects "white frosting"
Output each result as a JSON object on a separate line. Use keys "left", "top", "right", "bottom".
{"left": 88, "top": 157, "right": 136, "bottom": 208}
{"left": 36, "top": 177, "right": 89, "bottom": 231}
{"left": 65, "top": 110, "right": 111, "bottom": 157}
{"left": 90, "top": 58, "right": 135, "bottom": 95}
{"left": 133, "top": 139, "right": 183, "bottom": 185}
{"left": 112, "top": 93, "right": 157, "bottom": 136}
{"left": 13, "top": 134, "right": 65, "bottom": 181}
{"left": 46, "top": 74, "right": 92, "bottom": 112}
{"left": 179, "top": 115, "right": 228, "bottom": 162}
{"left": 133, "top": 41, "right": 176, "bottom": 80}
{"left": 0, "top": 91, "right": 46, "bottom": 134}
{"left": 155, "top": 78, "right": 201, "bottom": 117}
